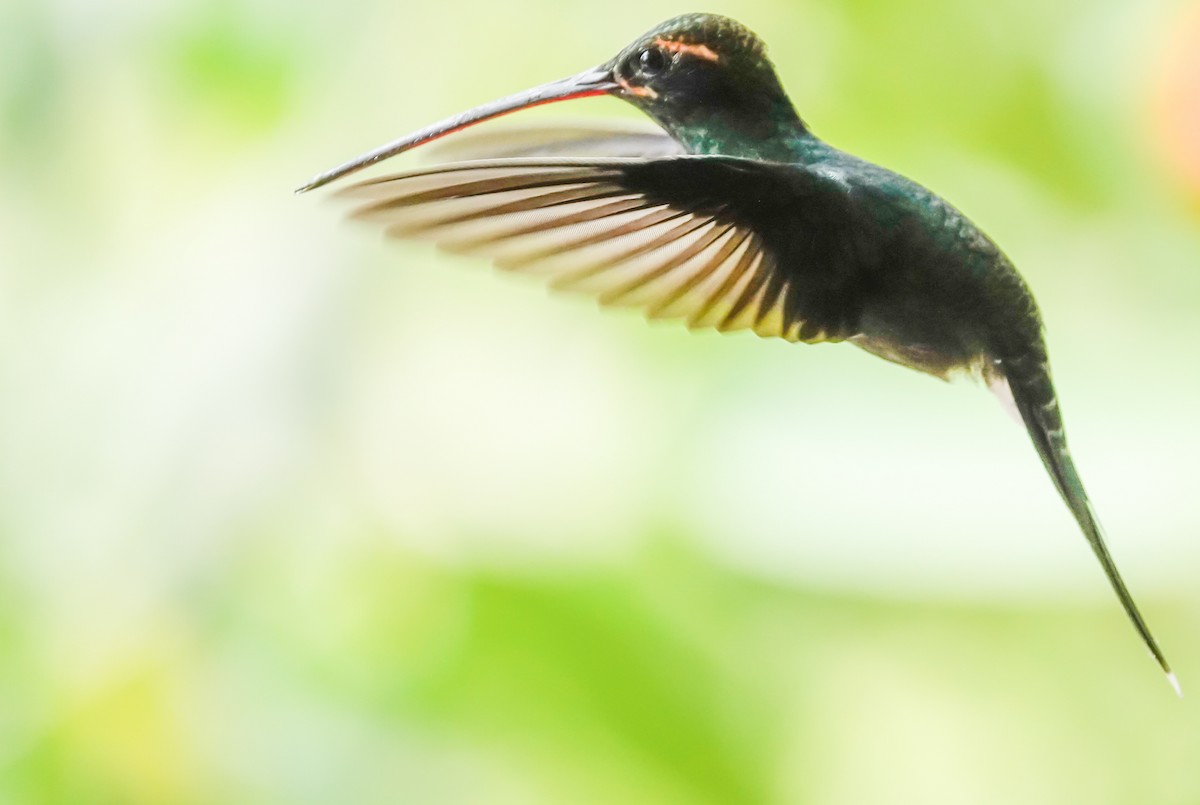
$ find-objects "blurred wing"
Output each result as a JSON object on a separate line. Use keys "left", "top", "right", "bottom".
{"left": 339, "top": 157, "right": 828, "bottom": 342}
{"left": 419, "top": 122, "right": 683, "bottom": 162}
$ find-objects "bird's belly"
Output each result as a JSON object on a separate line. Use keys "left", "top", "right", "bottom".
{"left": 851, "top": 300, "right": 987, "bottom": 380}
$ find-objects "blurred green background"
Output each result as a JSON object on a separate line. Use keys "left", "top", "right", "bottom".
{"left": 2, "top": 0, "right": 1199, "bottom": 802}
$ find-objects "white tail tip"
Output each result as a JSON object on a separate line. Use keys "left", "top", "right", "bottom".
{"left": 1167, "top": 671, "right": 1183, "bottom": 698}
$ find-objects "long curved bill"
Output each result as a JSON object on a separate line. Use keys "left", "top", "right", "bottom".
{"left": 296, "top": 66, "right": 618, "bottom": 193}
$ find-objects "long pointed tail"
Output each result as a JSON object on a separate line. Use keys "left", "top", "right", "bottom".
{"left": 1002, "top": 357, "right": 1177, "bottom": 694}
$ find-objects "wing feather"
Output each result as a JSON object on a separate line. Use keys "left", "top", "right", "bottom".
{"left": 600, "top": 224, "right": 737, "bottom": 308}
{"left": 689, "top": 239, "right": 764, "bottom": 329}
{"left": 646, "top": 228, "right": 751, "bottom": 320}
{"left": 338, "top": 159, "right": 828, "bottom": 343}
{"left": 417, "top": 123, "right": 684, "bottom": 162}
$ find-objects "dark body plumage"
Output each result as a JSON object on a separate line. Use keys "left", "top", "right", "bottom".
{"left": 299, "top": 13, "right": 1174, "bottom": 688}
{"left": 613, "top": 152, "right": 1030, "bottom": 368}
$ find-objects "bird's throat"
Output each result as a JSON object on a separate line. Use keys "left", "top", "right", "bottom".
{"left": 658, "top": 100, "right": 818, "bottom": 162}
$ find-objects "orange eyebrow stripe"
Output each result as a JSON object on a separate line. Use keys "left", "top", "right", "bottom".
{"left": 654, "top": 37, "right": 720, "bottom": 62}
{"left": 617, "top": 76, "right": 658, "bottom": 98}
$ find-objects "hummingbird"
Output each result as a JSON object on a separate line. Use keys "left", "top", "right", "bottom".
{"left": 298, "top": 13, "right": 1177, "bottom": 692}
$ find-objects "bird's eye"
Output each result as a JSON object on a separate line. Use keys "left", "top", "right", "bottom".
{"left": 637, "top": 47, "right": 667, "bottom": 76}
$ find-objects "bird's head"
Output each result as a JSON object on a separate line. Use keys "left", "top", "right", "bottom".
{"left": 606, "top": 14, "right": 801, "bottom": 148}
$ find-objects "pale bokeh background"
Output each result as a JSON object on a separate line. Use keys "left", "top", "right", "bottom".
{"left": 1, "top": 0, "right": 1199, "bottom": 802}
